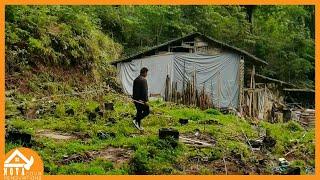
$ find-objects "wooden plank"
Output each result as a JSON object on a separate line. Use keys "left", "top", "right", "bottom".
{"left": 179, "top": 137, "right": 215, "bottom": 147}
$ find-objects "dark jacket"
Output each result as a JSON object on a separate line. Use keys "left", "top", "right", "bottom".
{"left": 133, "top": 75, "right": 148, "bottom": 102}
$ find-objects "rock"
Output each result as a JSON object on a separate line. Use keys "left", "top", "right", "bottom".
{"left": 278, "top": 158, "right": 289, "bottom": 166}
{"left": 194, "top": 128, "right": 200, "bottom": 137}
{"left": 104, "top": 102, "right": 114, "bottom": 111}
{"left": 249, "top": 139, "right": 263, "bottom": 148}
{"left": 179, "top": 118, "right": 188, "bottom": 125}
{"left": 66, "top": 108, "right": 75, "bottom": 116}
{"left": 159, "top": 128, "right": 179, "bottom": 140}
{"left": 97, "top": 131, "right": 116, "bottom": 139}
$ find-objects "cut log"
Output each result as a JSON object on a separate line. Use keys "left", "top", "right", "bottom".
{"left": 104, "top": 102, "right": 114, "bottom": 111}
{"left": 88, "top": 112, "right": 97, "bottom": 122}
{"left": 6, "top": 128, "right": 32, "bottom": 146}
{"left": 179, "top": 118, "right": 188, "bottom": 125}
{"left": 179, "top": 136, "right": 214, "bottom": 147}
{"left": 159, "top": 128, "right": 179, "bottom": 140}
{"left": 66, "top": 108, "right": 75, "bottom": 116}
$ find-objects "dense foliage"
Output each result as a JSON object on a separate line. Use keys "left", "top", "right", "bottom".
{"left": 5, "top": 5, "right": 315, "bottom": 87}
{"left": 5, "top": 6, "right": 122, "bottom": 74}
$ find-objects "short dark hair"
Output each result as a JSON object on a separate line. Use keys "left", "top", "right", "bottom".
{"left": 140, "top": 67, "right": 148, "bottom": 74}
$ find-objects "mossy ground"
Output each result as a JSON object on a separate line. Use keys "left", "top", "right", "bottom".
{"left": 5, "top": 89, "right": 315, "bottom": 175}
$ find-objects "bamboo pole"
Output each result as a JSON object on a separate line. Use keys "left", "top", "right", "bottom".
{"left": 249, "top": 65, "right": 255, "bottom": 117}
{"left": 183, "top": 61, "right": 186, "bottom": 105}
{"left": 218, "top": 72, "right": 221, "bottom": 109}
{"left": 239, "top": 58, "right": 244, "bottom": 115}
{"left": 252, "top": 65, "right": 256, "bottom": 117}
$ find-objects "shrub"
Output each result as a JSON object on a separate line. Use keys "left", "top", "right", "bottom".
{"left": 205, "top": 108, "right": 222, "bottom": 115}
{"left": 285, "top": 121, "right": 304, "bottom": 132}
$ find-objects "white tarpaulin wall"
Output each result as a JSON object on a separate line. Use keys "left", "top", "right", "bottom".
{"left": 117, "top": 52, "right": 240, "bottom": 108}
{"left": 117, "top": 54, "right": 175, "bottom": 96}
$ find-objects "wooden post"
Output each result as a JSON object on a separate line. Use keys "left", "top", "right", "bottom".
{"left": 183, "top": 61, "right": 186, "bottom": 105}
{"left": 165, "top": 75, "right": 170, "bottom": 101}
{"left": 249, "top": 65, "right": 255, "bottom": 117}
{"left": 175, "top": 82, "right": 178, "bottom": 103}
{"left": 252, "top": 66, "right": 256, "bottom": 117}
{"left": 192, "top": 67, "right": 196, "bottom": 106}
{"left": 217, "top": 72, "right": 221, "bottom": 109}
{"left": 239, "top": 57, "right": 245, "bottom": 115}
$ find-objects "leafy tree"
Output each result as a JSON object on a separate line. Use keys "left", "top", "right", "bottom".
{"left": 5, "top": 5, "right": 315, "bottom": 88}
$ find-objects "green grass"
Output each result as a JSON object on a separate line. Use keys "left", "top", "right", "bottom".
{"left": 5, "top": 91, "right": 315, "bottom": 175}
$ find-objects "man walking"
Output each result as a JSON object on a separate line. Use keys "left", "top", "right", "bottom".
{"left": 132, "top": 67, "right": 150, "bottom": 130}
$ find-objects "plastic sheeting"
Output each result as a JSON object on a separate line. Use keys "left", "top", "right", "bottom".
{"left": 117, "top": 54, "right": 175, "bottom": 96}
{"left": 117, "top": 52, "right": 240, "bottom": 108}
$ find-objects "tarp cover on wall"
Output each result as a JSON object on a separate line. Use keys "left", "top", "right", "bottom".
{"left": 117, "top": 52, "right": 240, "bottom": 108}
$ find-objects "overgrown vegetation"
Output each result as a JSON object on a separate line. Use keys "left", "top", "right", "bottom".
{"left": 5, "top": 91, "right": 315, "bottom": 175}
{"left": 5, "top": 5, "right": 315, "bottom": 175}
{"left": 5, "top": 5, "right": 315, "bottom": 88}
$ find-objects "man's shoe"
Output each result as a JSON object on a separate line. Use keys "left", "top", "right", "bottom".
{"left": 139, "top": 125, "right": 144, "bottom": 131}
{"left": 132, "top": 120, "right": 140, "bottom": 130}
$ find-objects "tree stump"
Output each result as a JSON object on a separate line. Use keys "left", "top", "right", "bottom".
{"left": 95, "top": 106, "right": 100, "bottom": 112}
{"left": 66, "top": 108, "right": 75, "bottom": 116}
{"left": 108, "top": 117, "right": 116, "bottom": 124}
{"left": 263, "top": 136, "right": 276, "bottom": 149}
{"left": 88, "top": 112, "right": 97, "bottom": 122}
{"left": 286, "top": 167, "right": 301, "bottom": 175}
{"left": 104, "top": 102, "right": 114, "bottom": 111}
{"left": 159, "top": 128, "right": 179, "bottom": 140}
{"left": 179, "top": 118, "right": 188, "bottom": 125}
{"left": 6, "top": 128, "right": 32, "bottom": 146}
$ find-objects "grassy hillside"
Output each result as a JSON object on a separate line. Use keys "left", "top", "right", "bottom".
{"left": 5, "top": 88, "right": 315, "bottom": 175}
{"left": 5, "top": 5, "right": 315, "bottom": 175}
{"left": 5, "top": 5, "right": 315, "bottom": 88}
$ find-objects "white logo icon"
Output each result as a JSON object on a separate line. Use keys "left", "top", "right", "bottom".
{"left": 4, "top": 149, "right": 34, "bottom": 176}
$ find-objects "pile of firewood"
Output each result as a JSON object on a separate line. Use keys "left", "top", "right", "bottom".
{"left": 299, "top": 109, "right": 315, "bottom": 128}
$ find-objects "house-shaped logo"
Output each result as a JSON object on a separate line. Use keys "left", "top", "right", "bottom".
{"left": 5, "top": 149, "right": 34, "bottom": 170}
{"left": 4, "top": 149, "right": 35, "bottom": 177}
{"left": 4, "top": 147, "right": 43, "bottom": 179}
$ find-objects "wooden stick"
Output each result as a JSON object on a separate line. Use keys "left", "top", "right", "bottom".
{"left": 8, "top": 88, "right": 107, "bottom": 107}
{"left": 179, "top": 136, "right": 214, "bottom": 147}
{"left": 249, "top": 66, "right": 253, "bottom": 117}
{"left": 223, "top": 156, "right": 228, "bottom": 175}
{"left": 241, "top": 129, "right": 254, "bottom": 152}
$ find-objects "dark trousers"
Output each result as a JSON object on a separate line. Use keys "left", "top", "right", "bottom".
{"left": 134, "top": 102, "right": 150, "bottom": 126}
